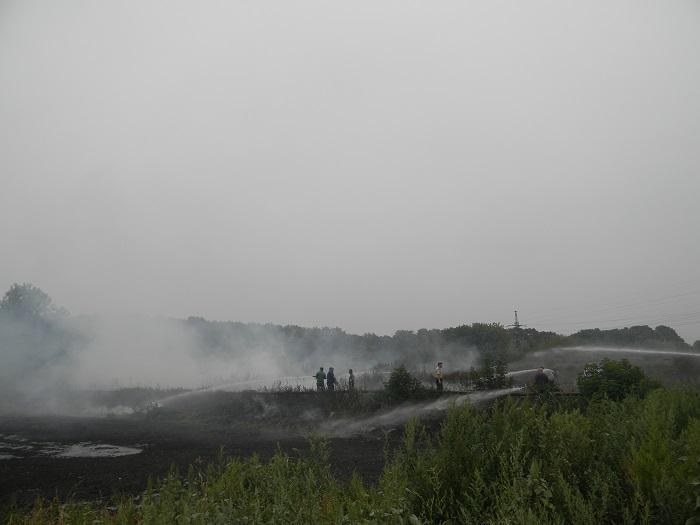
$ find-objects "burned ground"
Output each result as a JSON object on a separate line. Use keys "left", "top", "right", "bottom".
{"left": 0, "top": 391, "right": 422, "bottom": 514}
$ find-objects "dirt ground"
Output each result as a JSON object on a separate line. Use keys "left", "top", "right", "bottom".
{"left": 0, "top": 391, "right": 415, "bottom": 514}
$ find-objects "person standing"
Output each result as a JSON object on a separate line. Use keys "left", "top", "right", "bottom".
{"left": 326, "top": 367, "right": 337, "bottom": 392}
{"left": 348, "top": 369, "right": 355, "bottom": 390}
{"left": 315, "top": 367, "right": 326, "bottom": 391}
{"left": 534, "top": 367, "right": 550, "bottom": 392}
{"left": 433, "top": 362, "right": 444, "bottom": 393}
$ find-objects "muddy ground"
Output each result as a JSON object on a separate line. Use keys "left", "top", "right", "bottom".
{"left": 0, "top": 391, "right": 434, "bottom": 514}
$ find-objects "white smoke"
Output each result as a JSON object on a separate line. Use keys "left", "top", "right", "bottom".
{"left": 321, "top": 387, "right": 523, "bottom": 437}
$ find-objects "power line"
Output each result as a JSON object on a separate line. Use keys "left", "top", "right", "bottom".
{"left": 526, "top": 285, "right": 700, "bottom": 326}
{"left": 534, "top": 311, "right": 700, "bottom": 329}
{"left": 526, "top": 278, "right": 699, "bottom": 321}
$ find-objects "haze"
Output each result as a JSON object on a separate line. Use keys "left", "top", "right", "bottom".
{"left": 1, "top": 0, "right": 699, "bottom": 342}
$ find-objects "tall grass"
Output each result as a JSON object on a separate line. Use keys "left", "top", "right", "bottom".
{"left": 7, "top": 388, "right": 700, "bottom": 524}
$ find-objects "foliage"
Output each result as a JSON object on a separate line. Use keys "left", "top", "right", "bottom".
{"left": 570, "top": 325, "right": 689, "bottom": 350}
{"left": 442, "top": 322, "right": 511, "bottom": 359}
{"left": 576, "top": 358, "right": 660, "bottom": 401}
{"left": 9, "top": 387, "right": 700, "bottom": 524}
{"left": 384, "top": 366, "right": 425, "bottom": 402}
{"left": 447, "top": 358, "right": 514, "bottom": 391}
{"left": 1, "top": 284, "right": 695, "bottom": 386}
{"left": 0, "top": 284, "right": 76, "bottom": 403}
{"left": 0, "top": 283, "right": 67, "bottom": 322}
{"left": 471, "top": 358, "right": 513, "bottom": 390}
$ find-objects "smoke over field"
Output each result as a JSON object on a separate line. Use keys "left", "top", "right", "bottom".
{"left": 3, "top": 283, "right": 699, "bottom": 416}
{"left": 1, "top": 283, "right": 700, "bottom": 519}
{"left": 0, "top": 284, "right": 486, "bottom": 414}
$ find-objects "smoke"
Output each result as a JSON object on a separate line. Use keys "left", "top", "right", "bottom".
{"left": 67, "top": 315, "right": 214, "bottom": 389}
{"left": 506, "top": 368, "right": 556, "bottom": 385}
{"left": 322, "top": 387, "right": 523, "bottom": 438}
{"left": 561, "top": 346, "right": 700, "bottom": 359}
{"left": 509, "top": 345, "right": 700, "bottom": 389}
{"left": 0, "top": 306, "right": 480, "bottom": 415}
{"left": 0, "top": 311, "right": 287, "bottom": 413}
{"left": 62, "top": 315, "right": 303, "bottom": 390}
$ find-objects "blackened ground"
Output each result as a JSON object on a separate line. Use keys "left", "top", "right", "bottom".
{"left": 0, "top": 391, "right": 427, "bottom": 514}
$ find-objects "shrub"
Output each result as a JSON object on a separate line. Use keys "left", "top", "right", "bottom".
{"left": 12, "top": 387, "right": 700, "bottom": 524}
{"left": 384, "top": 366, "right": 425, "bottom": 401}
{"left": 576, "top": 358, "right": 659, "bottom": 401}
{"left": 449, "top": 358, "right": 514, "bottom": 391}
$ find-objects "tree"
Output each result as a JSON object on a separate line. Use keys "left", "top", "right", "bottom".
{"left": 468, "top": 358, "right": 512, "bottom": 390}
{"left": 384, "top": 366, "right": 424, "bottom": 401}
{"left": 441, "top": 323, "right": 511, "bottom": 360}
{"left": 0, "top": 283, "right": 67, "bottom": 322}
{"left": 576, "top": 358, "right": 659, "bottom": 401}
{"left": 693, "top": 340, "right": 700, "bottom": 351}
{"left": 654, "top": 325, "right": 687, "bottom": 346}
{"left": 570, "top": 325, "right": 689, "bottom": 350}
{"left": 0, "top": 284, "right": 74, "bottom": 393}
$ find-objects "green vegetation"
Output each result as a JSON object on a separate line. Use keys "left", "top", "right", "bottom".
{"left": 2, "top": 284, "right": 697, "bottom": 385}
{"left": 383, "top": 366, "right": 426, "bottom": 401}
{"left": 577, "top": 358, "right": 660, "bottom": 401}
{"left": 0, "top": 284, "right": 77, "bottom": 408}
{"left": 10, "top": 384, "right": 700, "bottom": 524}
{"left": 0, "top": 283, "right": 68, "bottom": 322}
{"left": 569, "top": 325, "right": 691, "bottom": 351}
{"left": 178, "top": 318, "right": 699, "bottom": 367}
{"left": 457, "top": 358, "right": 513, "bottom": 391}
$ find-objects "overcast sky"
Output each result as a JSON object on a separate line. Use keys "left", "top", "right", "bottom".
{"left": 1, "top": 0, "right": 699, "bottom": 342}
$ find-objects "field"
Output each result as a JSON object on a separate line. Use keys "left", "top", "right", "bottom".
{"left": 0, "top": 389, "right": 440, "bottom": 514}
{"left": 4, "top": 348, "right": 700, "bottom": 523}
{"left": 4, "top": 386, "right": 700, "bottom": 524}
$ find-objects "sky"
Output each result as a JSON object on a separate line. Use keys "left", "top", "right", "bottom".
{"left": 1, "top": 0, "right": 699, "bottom": 342}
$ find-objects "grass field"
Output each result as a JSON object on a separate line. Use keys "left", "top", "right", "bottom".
{"left": 5, "top": 386, "right": 700, "bottom": 524}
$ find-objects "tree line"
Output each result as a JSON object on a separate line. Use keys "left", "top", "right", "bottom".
{"left": 2, "top": 283, "right": 698, "bottom": 377}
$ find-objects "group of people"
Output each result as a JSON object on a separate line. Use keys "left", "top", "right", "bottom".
{"left": 315, "top": 362, "right": 551, "bottom": 393}
{"left": 315, "top": 363, "right": 446, "bottom": 393}
{"left": 315, "top": 367, "right": 354, "bottom": 392}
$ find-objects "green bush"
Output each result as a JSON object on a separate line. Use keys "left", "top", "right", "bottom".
{"left": 576, "top": 358, "right": 660, "bottom": 401}
{"left": 384, "top": 366, "right": 425, "bottom": 402}
{"left": 9, "top": 387, "right": 700, "bottom": 524}
{"left": 445, "top": 359, "right": 513, "bottom": 391}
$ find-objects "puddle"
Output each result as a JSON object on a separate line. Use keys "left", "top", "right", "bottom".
{"left": 0, "top": 434, "right": 143, "bottom": 459}
{"left": 0, "top": 441, "right": 33, "bottom": 451}
{"left": 55, "top": 443, "right": 142, "bottom": 458}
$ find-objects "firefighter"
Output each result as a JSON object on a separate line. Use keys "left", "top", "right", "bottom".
{"left": 433, "top": 362, "right": 444, "bottom": 393}
{"left": 534, "top": 367, "right": 550, "bottom": 392}
{"left": 315, "top": 367, "right": 326, "bottom": 391}
{"left": 326, "top": 367, "right": 337, "bottom": 392}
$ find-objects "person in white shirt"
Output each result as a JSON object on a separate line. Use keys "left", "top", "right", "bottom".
{"left": 433, "top": 362, "right": 444, "bottom": 393}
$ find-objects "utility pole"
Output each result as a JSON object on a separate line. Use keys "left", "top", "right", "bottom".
{"left": 508, "top": 309, "right": 525, "bottom": 350}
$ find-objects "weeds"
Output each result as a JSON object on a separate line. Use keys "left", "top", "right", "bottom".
{"left": 7, "top": 388, "right": 700, "bottom": 524}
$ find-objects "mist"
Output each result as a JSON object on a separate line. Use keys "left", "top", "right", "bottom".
{"left": 1, "top": 0, "right": 699, "bottom": 344}
{"left": 2, "top": 2, "right": 700, "bottom": 518}
{"left": 0, "top": 284, "right": 484, "bottom": 414}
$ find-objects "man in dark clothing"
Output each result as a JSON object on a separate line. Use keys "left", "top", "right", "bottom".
{"left": 326, "top": 367, "right": 337, "bottom": 392}
{"left": 315, "top": 367, "right": 326, "bottom": 391}
{"left": 534, "top": 367, "right": 550, "bottom": 392}
{"left": 348, "top": 369, "right": 355, "bottom": 390}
